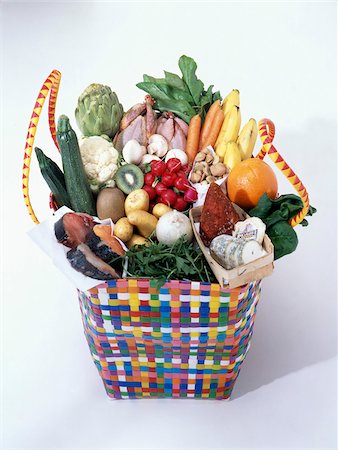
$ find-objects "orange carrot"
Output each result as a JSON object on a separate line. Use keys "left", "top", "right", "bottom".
{"left": 202, "top": 109, "right": 225, "bottom": 149}
{"left": 199, "top": 99, "right": 221, "bottom": 149}
{"left": 186, "top": 114, "right": 202, "bottom": 164}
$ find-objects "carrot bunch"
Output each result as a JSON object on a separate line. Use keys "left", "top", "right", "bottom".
{"left": 185, "top": 100, "right": 225, "bottom": 164}
{"left": 199, "top": 100, "right": 224, "bottom": 150}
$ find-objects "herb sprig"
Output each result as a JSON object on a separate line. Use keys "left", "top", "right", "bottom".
{"left": 124, "top": 237, "right": 216, "bottom": 290}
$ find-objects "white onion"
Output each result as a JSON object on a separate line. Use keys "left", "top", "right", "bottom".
{"left": 156, "top": 210, "right": 193, "bottom": 246}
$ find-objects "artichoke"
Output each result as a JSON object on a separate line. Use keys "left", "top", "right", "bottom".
{"left": 75, "top": 84, "right": 123, "bottom": 138}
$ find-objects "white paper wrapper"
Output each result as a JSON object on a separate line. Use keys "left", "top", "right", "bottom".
{"left": 28, "top": 207, "right": 127, "bottom": 292}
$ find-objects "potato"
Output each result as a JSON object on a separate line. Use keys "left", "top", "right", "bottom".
{"left": 127, "top": 210, "right": 158, "bottom": 238}
{"left": 126, "top": 234, "right": 149, "bottom": 248}
{"left": 152, "top": 203, "right": 172, "bottom": 219}
{"left": 113, "top": 217, "right": 133, "bottom": 242}
{"left": 125, "top": 189, "right": 149, "bottom": 215}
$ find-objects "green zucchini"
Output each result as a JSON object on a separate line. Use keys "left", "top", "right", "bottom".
{"left": 35, "top": 147, "right": 71, "bottom": 208}
{"left": 56, "top": 115, "right": 96, "bottom": 215}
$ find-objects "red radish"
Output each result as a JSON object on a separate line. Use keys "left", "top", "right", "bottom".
{"left": 173, "top": 197, "right": 188, "bottom": 211}
{"left": 155, "top": 181, "right": 167, "bottom": 196}
{"left": 184, "top": 187, "right": 198, "bottom": 203}
{"left": 176, "top": 170, "right": 188, "bottom": 179}
{"left": 151, "top": 160, "right": 166, "bottom": 176}
{"left": 144, "top": 172, "right": 155, "bottom": 186}
{"left": 143, "top": 185, "right": 156, "bottom": 200}
{"left": 166, "top": 158, "right": 182, "bottom": 173}
{"left": 162, "top": 172, "right": 177, "bottom": 187}
{"left": 174, "top": 176, "right": 190, "bottom": 192}
{"left": 181, "top": 164, "right": 192, "bottom": 175}
{"left": 161, "top": 189, "right": 177, "bottom": 206}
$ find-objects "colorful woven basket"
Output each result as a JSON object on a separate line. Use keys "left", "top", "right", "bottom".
{"left": 79, "top": 279, "right": 261, "bottom": 399}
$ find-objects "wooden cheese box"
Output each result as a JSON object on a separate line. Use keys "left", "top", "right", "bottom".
{"left": 189, "top": 205, "right": 274, "bottom": 289}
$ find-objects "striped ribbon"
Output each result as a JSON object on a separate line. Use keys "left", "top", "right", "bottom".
{"left": 256, "top": 118, "right": 309, "bottom": 227}
{"left": 22, "top": 70, "right": 61, "bottom": 224}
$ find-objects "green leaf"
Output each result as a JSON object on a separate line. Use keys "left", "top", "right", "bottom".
{"left": 249, "top": 192, "right": 316, "bottom": 260}
{"left": 178, "top": 55, "right": 204, "bottom": 105}
{"left": 212, "top": 91, "right": 222, "bottom": 102}
{"left": 136, "top": 82, "right": 171, "bottom": 101}
{"left": 151, "top": 277, "right": 166, "bottom": 290}
{"left": 143, "top": 74, "right": 165, "bottom": 84}
{"left": 249, "top": 193, "right": 273, "bottom": 219}
{"left": 170, "top": 87, "right": 195, "bottom": 103}
{"left": 154, "top": 98, "right": 195, "bottom": 123}
{"left": 267, "top": 221, "right": 298, "bottom": 260}
{"left": 200, "top": 85, "right": 213, "bottom": 109}
{"left": 123, "top": 236, "right": 216, "bottom": 290}
{"left": 164, "top": 71, "right": 188, "bottom": 91}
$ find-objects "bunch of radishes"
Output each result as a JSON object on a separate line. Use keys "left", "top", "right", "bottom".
{"left": 142, "top": 158, "right": 198, "bottom": 211}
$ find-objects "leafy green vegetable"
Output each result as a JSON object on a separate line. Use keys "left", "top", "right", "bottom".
{"left": 249, "top": 193, "right": 317, "bottom": 260}
{"left": 154, "top": 98, "right": 196, "bottom": 123}
{"left": 136, "top": 55, "right": 222, "bottom": 123}
{"left": 178, "top": 55, "right": 204, "bottom": 105}
{"left": 164, "top": 71, "right": 189, "bottom": 91}
{"left": 124, "top": 237, "right": 216, "bottom": 289}
{"left": 136, "top": 82, "right": 172, "bottom": 101}
{"left": 267, "top": 221, "right": 298, "bottom": 260}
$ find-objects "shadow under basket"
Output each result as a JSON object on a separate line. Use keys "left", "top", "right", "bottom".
{"left": 78, "top": 278, "right": 262, "bottom": 400}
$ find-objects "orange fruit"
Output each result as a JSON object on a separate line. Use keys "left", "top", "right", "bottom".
{"left": 227, "top": 158, "right": 278, "bottom": 209}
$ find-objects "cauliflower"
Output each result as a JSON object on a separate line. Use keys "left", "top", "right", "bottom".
{"left": 79, "top": 136, "right": 119, "bottom": 193}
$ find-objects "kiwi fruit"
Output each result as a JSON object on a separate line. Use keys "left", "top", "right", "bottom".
{"left": 115, "top": 164, "right": 144, "bottom": 194}
{"left": 96, "top": 187, "right": 125, "bottom": 222}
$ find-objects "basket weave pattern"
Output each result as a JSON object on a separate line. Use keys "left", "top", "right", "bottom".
{"left": 78, "top": 278, "right": 262, "bottom": 399}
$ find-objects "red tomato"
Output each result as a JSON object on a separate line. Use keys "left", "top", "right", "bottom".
{"left": 144, "top": 172, "right": 155, "bottom": 186}
{"left": 155, "top": 181, "right": 167, "bottom": 196}
{"left": 173, "top": 197, "right": 188, "bottom": 211}
{"left": 162, "top": 172, "right": 177, "bottom": 187}
{"left": 143, "top": 185, "right": 156, "bottom": 200}
{"left": 174, "top": 176, "right": 190, "bottom": 192}
{"left": 151, "top": 160, "right": 166, "bottom": 177}
{"left": 166, "top": 158, "right": 182, "bottom": 173}
{"left": 160, "top": 189, "right": 177, "bottom": 206}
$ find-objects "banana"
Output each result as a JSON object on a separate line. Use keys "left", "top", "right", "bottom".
{"left": 237, "top": 118, "right": 258, "bottom": 160}
{"left": 215, "top": 141, "right": 228, "bottom": 160}
{"left": 221, "top": 89, "right": 240, "bottom": 115}
{"left": 222, "top": 141, "right": 242, "bottom": 171}
{"left": 215, "top": 105, "right": 241, "bottom": 151}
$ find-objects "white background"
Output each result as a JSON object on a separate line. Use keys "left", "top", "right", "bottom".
{"left": 2, "top": 2, "right": 337, "bottom": 449}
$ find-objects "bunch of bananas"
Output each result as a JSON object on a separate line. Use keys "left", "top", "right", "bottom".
{"left": 215, "top": 90, "right": 258, "bottom": 170}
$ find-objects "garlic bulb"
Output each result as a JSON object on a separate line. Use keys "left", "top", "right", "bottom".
{"left": 147, "top": 134, "right": 168, "bottom": 157}
{"left": 122, "top": 139, "right": 146, "bottom": 165}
